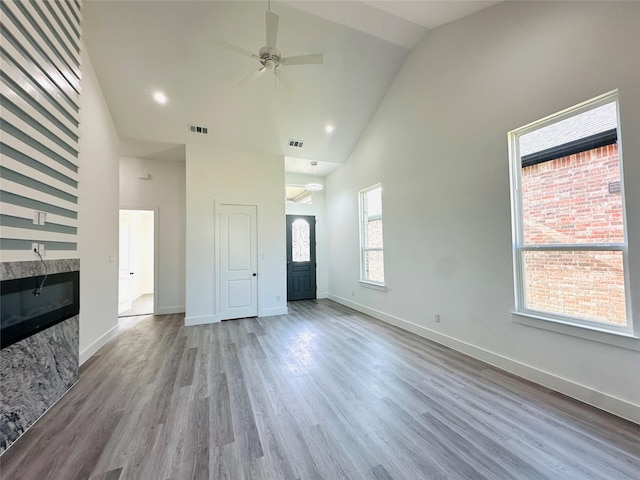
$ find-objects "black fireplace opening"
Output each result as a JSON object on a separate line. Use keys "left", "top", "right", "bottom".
{"left": 1, "top": 270, "right": 79, "bottom": 349}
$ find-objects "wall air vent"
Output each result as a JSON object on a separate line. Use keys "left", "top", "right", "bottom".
{"left": 608, "top": 181, "right": 621, "bottom": 194}
{"left": 288, "top": 139, "right": 304, "bottom": 148}
{"left": 189, "top": 124, "right": 208, "bottom": 134}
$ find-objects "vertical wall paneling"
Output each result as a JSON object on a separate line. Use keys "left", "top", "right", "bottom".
{"left": 0, "top": 0, "right": 81, "bottom": 260}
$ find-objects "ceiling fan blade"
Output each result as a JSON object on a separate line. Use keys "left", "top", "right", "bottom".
{"left": 238, "top": 66, "right": 267, "bottom": 87}
{"left": 275, "top": 69, "right": 296, "bottom": 93}
{"left": 266, "top": 11, "right": 278, "bottom": 49}
{"left": 281, "top": 54, "right": 323, "bottom": 66}
{"left": 213, "top": 38, "right": 259, "bottom": 60}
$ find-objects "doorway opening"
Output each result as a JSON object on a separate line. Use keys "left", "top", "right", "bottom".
{"left": 118, "top": 209, "right": 154, "bottom": 318}
{"left": 286, "top": 214, "right": 317, "bottom": 301}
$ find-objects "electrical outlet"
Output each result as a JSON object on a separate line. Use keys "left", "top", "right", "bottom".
{"left": 276, "top": 295, "right": 281, "bottom": 302}
{"left": 351, "top": 290, "right": 355, "bottom": 297}
{"left": 38, "top": 244, "right": 45, "bottom": 256}
{"left": 33, "top": 211, "right": 39, "bottom": 225}
{"left": 38, "top": 212, "right": 46, "bottom": 225}
{"left": 32, "top": 242, "right": 38, "bottom": 253}
{"left": 434, "top": 313, "right": 441, "bottom": 323}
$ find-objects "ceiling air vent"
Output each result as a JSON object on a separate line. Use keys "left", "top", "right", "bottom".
{"left": 288, "top": 139, "right": 304, "bottom": 148}
{"left": 189, "top": 124, "right": 208, "bottom": 135}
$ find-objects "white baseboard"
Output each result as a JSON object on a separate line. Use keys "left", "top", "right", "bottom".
{"left": 328, "top": 294, "right": 640, "bottom": 424}
{"left": 156, "top": 305, "right": 185, "bottom": 315}
{"left": 79, "top": 324, "right": 119, "bottom": 365}
{"left": 317, "top": 291, "right": 328, "bottom": 299}
{"left": 259, "top": 306, "right": 288, "bottom": 317}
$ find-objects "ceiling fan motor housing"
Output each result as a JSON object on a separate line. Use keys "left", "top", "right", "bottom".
{"left": 259, "top": 46, "right": 281, "bottom": 69}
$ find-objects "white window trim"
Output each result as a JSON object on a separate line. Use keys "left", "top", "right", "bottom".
{"left": 359, "top": 183, "right": 385, "bottom": 287}
{"left": 508, "top": 90, "right": 637, "bottom": 348}
{"left": 359, "top": 280, "right": 387, "bottom": 291}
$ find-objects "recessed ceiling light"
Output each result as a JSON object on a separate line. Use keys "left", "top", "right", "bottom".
{"left": 325, "top": 124, "right": 334, "bottom": 134}
{"left": 153, "top": 91, "right": 168, "bottom": 105}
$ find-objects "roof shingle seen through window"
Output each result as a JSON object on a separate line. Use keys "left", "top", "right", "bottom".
{"left": 519, "top": 102, "right": 617, "bottom": 156}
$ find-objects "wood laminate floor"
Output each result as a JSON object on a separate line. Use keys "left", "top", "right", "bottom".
{"left": 1, "top": 300, "right": 639, "bottom": 479}
{"left": 119, "top": 293, "right": 154, "bottom": 318}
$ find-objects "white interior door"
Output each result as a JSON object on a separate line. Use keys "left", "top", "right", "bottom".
{"left": 219, "top": 204, "right": 258, "bottom": 320}
{"left": 118, "top": 219, "right": 133, "bottom": 314}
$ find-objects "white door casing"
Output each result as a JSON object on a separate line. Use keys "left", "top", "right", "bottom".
{"left": 218, "top": 204, "right": 258, "bottom": 320}
{"left": 118, "top": 220, "right": 132, "bottom": 314}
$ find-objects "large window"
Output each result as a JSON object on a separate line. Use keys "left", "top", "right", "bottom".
{"left": 509, "top": 91, "right": 632, "bottom": 336}
{"left": 359, "top": 184, "right": 385, "bottom": 285}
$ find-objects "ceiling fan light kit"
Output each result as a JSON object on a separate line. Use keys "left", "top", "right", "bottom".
{"left": 214, "top": 1, "right": 323, "bottom": 88}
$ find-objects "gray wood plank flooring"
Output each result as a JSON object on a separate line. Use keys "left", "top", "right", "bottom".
{"left": 1, "top": 299, "right": 638, "bottom": 479}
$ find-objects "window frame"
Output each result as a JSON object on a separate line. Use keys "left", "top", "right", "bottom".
{"left": 359, "top": 183, "right": 385, "bottom": 287}
{"left": 508, "top": 90, "right": 636, "bottom": 343}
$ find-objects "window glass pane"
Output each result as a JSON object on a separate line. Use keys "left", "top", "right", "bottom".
{"left": 364, "top": 250, "right": 384, "bottom": 284}
{"left": 521, "top": 144, "right": 623, "bottom": 244}
{"left": 291, "top": 219, "right": 310, "bottom": 262}
{"left": 365, "top": 188, "right": 382, "bottom": 218}
{"left": 523, "top": 250, "right": 627, "bottom": 325}
{"left": 519, "top": 102, "right": 623, "bottom": 245}
{"left": 360, "top": 185, "right": 384, "bottom": 284}
{"left": 520, "top": 102, "right": 616, "bottom": 155}
{"left": 365, "top": 218, "right": 383, "bottom": 249}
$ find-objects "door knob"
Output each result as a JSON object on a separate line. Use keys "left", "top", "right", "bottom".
{"left": 252, "top": 273, "right": 257, "bottom": 277}
{"left": 130, "top": 272, "right": 134, "bottom": 275}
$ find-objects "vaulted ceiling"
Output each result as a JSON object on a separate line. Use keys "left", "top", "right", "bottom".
{"left": 83, "top": 1, "right": 500, "bottom": 172}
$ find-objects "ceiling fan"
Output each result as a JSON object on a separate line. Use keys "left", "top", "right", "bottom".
{"left": 214, "top": 1, "right": 323, "bottom": 88}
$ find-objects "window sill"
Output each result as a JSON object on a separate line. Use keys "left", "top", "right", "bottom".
{"left": 359, "top": 280, "right": 386, "bottom": 292}
{"left": 512, "top": 311, "right": 639, "bottom": 351}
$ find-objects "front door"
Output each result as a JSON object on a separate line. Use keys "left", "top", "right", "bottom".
{"left": 219, "top": 204, "right": 258, "bottom": 320}
{"left": 286, "top": 215, "right": 316, "bottom": 301}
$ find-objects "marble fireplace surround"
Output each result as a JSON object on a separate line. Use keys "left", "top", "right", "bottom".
{"left": 0, "top": 259, "right": 80, "bottom": 454}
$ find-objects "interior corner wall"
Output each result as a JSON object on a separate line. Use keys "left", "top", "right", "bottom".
{"left": 185, "top": 144, "right": 287, "bottom": 325}
{"left": 78, "top": 43, "right": 120, "bottom": 363}
{"left": 325, "top": 0, "right": 640, "bottom": 422}
{"left": 120, "top": 156, "right": 186, "bottom": 314}
{"left": 285, "top": 172, "right": 328, "bottom": 298}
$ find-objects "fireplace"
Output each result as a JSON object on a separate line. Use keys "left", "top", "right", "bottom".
{"left": 1, "top": 270, "right": 79, "bottom": 349}
{"left": 1, "top": 260, "right": 79, "bottom": 454}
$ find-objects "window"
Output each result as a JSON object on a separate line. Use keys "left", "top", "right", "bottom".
{"left": 359, "top": 184, "right": 385, "bottom": 285}
{"left": 291, "top": 218, "right": 311, "bottom": 262}
{"left": 509, "top": 91, "right": 632, "bottom": 337}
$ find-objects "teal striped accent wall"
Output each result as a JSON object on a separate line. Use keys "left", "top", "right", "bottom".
{"left": 0, "top": 0, "right": 81, "bottom": 259}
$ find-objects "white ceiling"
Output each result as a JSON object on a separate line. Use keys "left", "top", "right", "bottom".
{"left": 83, "top": 1, "right": 500, "bottom": 173}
